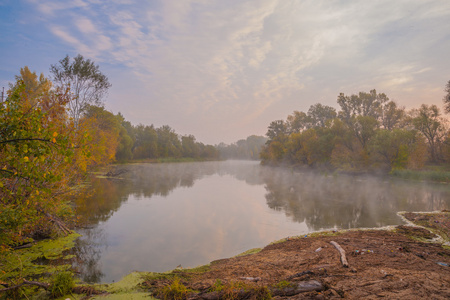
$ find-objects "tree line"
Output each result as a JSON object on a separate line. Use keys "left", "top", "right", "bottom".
{"left": 217, "top": 135, "right": 267, "bottom": 160}
{"left": 261, "top": 89, "right": 450, "bottom": 171}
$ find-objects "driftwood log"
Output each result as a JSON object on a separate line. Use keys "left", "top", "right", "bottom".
{"left": 330, "top": 241, "right": 349, "bottom": 268}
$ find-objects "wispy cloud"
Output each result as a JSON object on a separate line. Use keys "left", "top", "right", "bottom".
{"left": 30, "top": 0, "right": 88, "bottom": 16}
{"left": 15, "top": 0, "right": 450, "bottom": 143}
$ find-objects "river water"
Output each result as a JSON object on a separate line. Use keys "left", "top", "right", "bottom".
{"left": 72, "top": 160, "right": 450, "bottom": 283}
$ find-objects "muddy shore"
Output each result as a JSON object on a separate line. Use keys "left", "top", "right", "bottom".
{"left": 134, "top": 211, "right": 450, "bottom": 300}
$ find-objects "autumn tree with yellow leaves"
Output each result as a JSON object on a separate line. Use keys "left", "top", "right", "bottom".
{"left": 0, "top": 80, "right": 79, "bottom": 248}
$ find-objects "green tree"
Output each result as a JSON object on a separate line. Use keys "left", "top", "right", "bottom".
{"left": 337, "top": 89, "right": 388, "bottom": 123}
{"left": 369, "top": 129, "right": 425, "bottom": 170}
{"left": 181, "top": 135, "right": 199, "bottom": 158}
{"left": 353, "top": 115, "right": 379, "bottom": 149}
{"left": 244, "top": 135, "right": 267, "bottom": 160}
{"left": 307, "top": 103, "right": 337, "bottom": 128}
{"left": 380, "top": 100, "right": 405, "bottom": 130}
{"left": 260, "top": 140, "right": 286, "bottom": 163}
{"left": 50, "top": 54, "right": 111, "bottom": 127}
{"left": 156, "top": 125, "right": 182, "bottom": 157}
{"left": 266, "top": 120, "right": 288, "bottom": 141}
{"left": 133, "top": 124, "right": 158, "bottom": 159}
{"left": 410, "top": 104, "right": 446, "bottom": 162}
{"left": 286, "top": 129, "right": 317, "bottom": 166}
{"left": 444, "top": 80, "right": 450, "bottom": 114}
{"left": 286, "top": 111, "right": 311, "bottom": 133}
{"left": 199, "top": 144, "right": 219, "bottom": 159}
{"left": 115, "top": 113, "right": 134, "bottom": 161}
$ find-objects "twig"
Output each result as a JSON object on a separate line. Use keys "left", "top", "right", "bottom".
{"left": 287, "top": 271, "right": 314, "bottom": 280}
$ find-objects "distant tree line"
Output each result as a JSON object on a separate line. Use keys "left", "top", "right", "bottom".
{"left": 113, "top": 118, "right": 219, "bottom": 162}
{"left": 217, "top": 135, "right": 267, "bottom": 160}
{"left": 261, "top": 89, "right": 450, "bottom": 171}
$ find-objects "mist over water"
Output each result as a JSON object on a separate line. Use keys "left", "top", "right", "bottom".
{"left": 73, "top": 161, "right": 450, "bottom": 283}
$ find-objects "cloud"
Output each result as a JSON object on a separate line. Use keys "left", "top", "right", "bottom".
{"left": 29, "top": 0, "right": 88, "bottom": 16}
{"left": 76, "top": 17, "right": 97, "bottom": 34}
{"left": 21, "top": 0, "right": 450, "bottom": 143}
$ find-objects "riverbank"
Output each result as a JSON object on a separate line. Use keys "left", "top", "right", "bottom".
{"left": 271, "top": 162, "right": 450, "bottom": 184}
{"left": 74, "top": 211, "right": 450, "bottom": 300}
{"left": 2, "top": 211, "right": 449, "bottom": 299}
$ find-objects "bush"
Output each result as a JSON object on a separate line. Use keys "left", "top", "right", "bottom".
{"left": 50, "top": 271, "right": 74, "bottom": 298}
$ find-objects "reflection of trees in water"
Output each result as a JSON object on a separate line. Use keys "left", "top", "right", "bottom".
{"left": 74, "top": 161, "right": 267, "bottom": 226}
{"left": 71, "top": 227, "right": 106, "bottom": 283}
{"left": 75, "top": 161, "right": 450, "bottom": 230}
{"left": 261, "top": 169, "right": 450, "bottom": 231}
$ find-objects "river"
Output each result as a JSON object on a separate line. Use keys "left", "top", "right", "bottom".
{"left": 72, "top": 160, "right": 450, "bottom": 283}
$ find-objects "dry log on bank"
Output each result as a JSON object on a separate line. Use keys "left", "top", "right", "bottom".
{"left": 330, "top": 241, "right": 349, "bottom": 267}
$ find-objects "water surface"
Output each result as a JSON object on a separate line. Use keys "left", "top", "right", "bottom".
{"left": 73, "top": 161, "right": 450, "bottom": 283}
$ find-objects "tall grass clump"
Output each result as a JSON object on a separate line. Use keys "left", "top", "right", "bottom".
{"left": 50, "top": 271, "right": 74, "bottom": 298}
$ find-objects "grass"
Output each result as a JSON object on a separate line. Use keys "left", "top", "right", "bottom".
{"left": 272, "top": 280, "right": 295, "bottom": 289}
{"left": 156, "top": 278, "right": 194, "bottom": 300}
{"left": 50, "top": 271, "right": 74, "bottom": 298}
{"left": 390, "top": 169, "right": 450, "bottom": 183}
{"left": 143, "top": 264, "right": 211, "bottom": 283}
{"left": 234, "top": 248, "right": 262, "bottom": 257}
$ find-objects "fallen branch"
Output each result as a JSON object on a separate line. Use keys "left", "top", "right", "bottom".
{"left": 330, "top": 241, "right": 349, "bottom": 268}
{"left": 0, "top": 280, "right": 50, "bottom": 292}
{"left": 37, "top": 208, "right": 72, "bottom": 236}
{"left": 13, "top": 242, "right": 35, "bottom": 250}
{"left": 0, "top": 281, "right": 106, "bottom": 297}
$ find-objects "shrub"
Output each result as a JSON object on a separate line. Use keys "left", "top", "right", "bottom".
{"left": 50, "top": 271, "right": 74, "bottom": 298}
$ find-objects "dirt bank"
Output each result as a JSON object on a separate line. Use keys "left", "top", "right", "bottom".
{"left": 141, "top": 211, "right": 450, "bottom": 299}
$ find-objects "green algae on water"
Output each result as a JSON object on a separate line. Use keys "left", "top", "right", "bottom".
{"left": 0, "top": 232, "right": 80, "bottom": 282}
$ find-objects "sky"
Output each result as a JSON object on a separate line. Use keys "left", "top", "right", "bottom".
{"left": 1, "top": 0, "right": 449, "bottom": 145}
